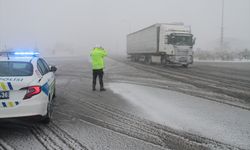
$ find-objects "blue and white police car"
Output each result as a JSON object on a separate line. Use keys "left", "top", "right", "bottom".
{"left": 0, "top": 51, "right": 56, "bottom": 123}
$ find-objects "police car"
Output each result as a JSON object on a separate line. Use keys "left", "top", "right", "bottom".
{"left": 0, "top": 51, "right": 56, "bottom": 123}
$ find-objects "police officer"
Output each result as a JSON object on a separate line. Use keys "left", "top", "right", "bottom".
{"left": 90, "top": 45, "right": 107, "bottom": 91}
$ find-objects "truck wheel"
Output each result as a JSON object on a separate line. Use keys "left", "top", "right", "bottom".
{"left": 145, "top": 56, "right": 152, "bottom": 64}
{"left": 161, "top": 56, "right": 166, "bottom": 65}
{"left": 190, "top": 55, "right": 194, "bottom": 64}
{"left": 131, "top": 56, "right": 137, "bottom": 62}
{"left": 135, "top": 56, "right": 139, "bottom": 62}
{"left": 131, "top": 57, "right": 134, "bottom": 62}
{"left": 182, "top": 64, "right": 189, "bottom": 68}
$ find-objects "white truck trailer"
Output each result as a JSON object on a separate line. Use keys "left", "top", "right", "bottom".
{"left": 127, "top": 23, "right": 195, "bottom": 67}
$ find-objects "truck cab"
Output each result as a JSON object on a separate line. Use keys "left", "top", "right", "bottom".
{"left": 160, "top": 24, "right": 195, "bottom": 67}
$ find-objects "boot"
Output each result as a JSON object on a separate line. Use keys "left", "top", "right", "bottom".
{"left": 100, "top": 87, "right": 106, "bottom": 91}
{"left": 92, "top": 85, "right": 96, "bottom": 91}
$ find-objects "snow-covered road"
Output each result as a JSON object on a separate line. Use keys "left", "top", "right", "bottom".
{"left": 1, "top": 57, "right": 249, "bottom": 150}
{"left": 109, "top": 82, "right": 250, "bottom": 149}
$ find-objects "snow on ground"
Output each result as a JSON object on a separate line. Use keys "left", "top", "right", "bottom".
{"left": 108, "top": 82, "right": 250, "bottom": 149}
{"left": 194, "top": 59, "right": 250, "bottom": 63}
{"left": 53, "top": 112, "right": 167, "bottom": 150}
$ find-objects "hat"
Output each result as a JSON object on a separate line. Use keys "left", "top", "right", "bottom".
{"left": 95, "top": 44, "right": 101, "bottom": 48}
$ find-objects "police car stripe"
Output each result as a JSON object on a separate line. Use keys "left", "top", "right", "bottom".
{"left": 41, "top": 82, "right": 49, "bottom": 96}
{"left": 0, "top": 82, "right": 13, "bottom": 91}
{"left": 7, "top": 82, "right": 13, "bottom": 90}
{"left": 2, "top": 102, "right": 7, "bottom": 107}
{"left": 0, "top": 82, "right": 7, "bottom": 91}
{"left": 0, "top": 101, "right": 19, "bottom": 108}
{"left": 8, "top": 102, "right": 14, "bottom": 107}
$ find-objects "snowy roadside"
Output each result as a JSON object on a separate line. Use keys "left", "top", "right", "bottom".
{"left": 108, "top": 82, "right": 250, "bottom": 149}
{"left": 194, "top": 59, "right": 250, "bottom": 63}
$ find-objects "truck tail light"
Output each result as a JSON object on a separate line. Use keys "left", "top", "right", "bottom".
{"left": 22, "top": 86, "right": 41, "bottom": 100}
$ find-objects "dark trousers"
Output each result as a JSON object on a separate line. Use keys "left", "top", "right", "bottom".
{"left": 92, "top": 69, "right": 104, "bottom": 89}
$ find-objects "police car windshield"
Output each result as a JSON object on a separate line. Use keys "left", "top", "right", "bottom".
{"left": 0, "top": 61, "right": 33, "bottom": 76}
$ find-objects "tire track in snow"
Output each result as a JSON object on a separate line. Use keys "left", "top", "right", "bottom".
{"left": 0, "top": 139, "right": 14, "bottom": 150}
{"left": 58, "top": 88, "right": 240, "bottom": 150}
{"left": 81, "top": 99, "right": 240, "bottom": 150}
{"left": 31, "top": 125, "right": 63, "bottom": 150}
{"left": 48, "top": 123, "right": 88, "bottom": 150}
{"left": 124, "top": 61, "right": 250, "bottom": 110}
{"left": 30, "top": 124, "right": 88, "bottom": 150}
{"left": 129, "top": 62, "right": 250, "bottom": 96}
{"left": 54, "top": 58, "right": 245, "bottom": 149}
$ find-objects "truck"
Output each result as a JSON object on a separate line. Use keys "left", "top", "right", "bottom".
{"left": 127, "top": 23, "right": 196, "bottom": 67}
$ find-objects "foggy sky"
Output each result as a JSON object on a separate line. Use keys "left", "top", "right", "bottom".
{"left": 0, "top": 0, "right": 250, "bottom": 55}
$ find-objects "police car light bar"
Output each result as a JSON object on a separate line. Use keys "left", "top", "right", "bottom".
{"left": 0, "top": 51, "right": 40, "bottom": 58}
{"left": 14, "top": 52, "right": 40, "bottom": 56}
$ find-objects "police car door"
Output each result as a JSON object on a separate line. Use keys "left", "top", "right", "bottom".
{"left": 37, "top": 59, "right": 54, "bottom": 99}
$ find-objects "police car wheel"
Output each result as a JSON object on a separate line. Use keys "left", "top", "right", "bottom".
{"left": 53, "top": 87, "right": 56, "bottom": 99}
{"left": 41, "top": 96, "right": 53, "bottom": 124}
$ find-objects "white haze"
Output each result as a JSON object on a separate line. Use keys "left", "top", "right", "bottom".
{"left": 0, "top": 0, "right": 249, "bottom": 56}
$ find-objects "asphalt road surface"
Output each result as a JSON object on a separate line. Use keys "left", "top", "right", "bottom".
{"left": 0, "top": 56, "right": 249, "bottom": 150}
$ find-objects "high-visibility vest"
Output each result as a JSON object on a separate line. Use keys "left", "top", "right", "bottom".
{"left": 90, "top": 48, "right": 107, "bottom": 70}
